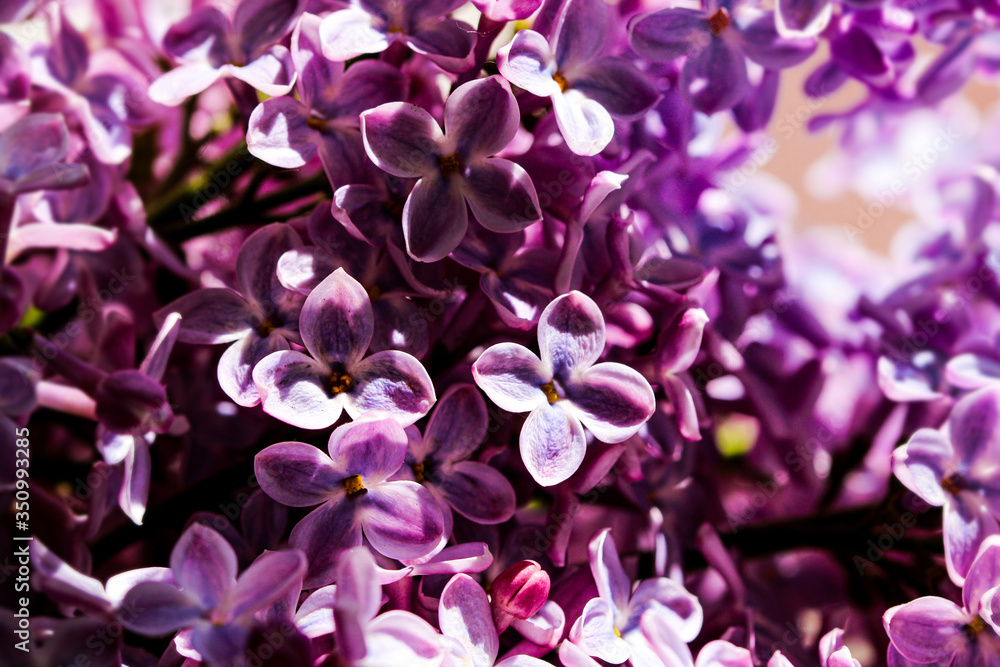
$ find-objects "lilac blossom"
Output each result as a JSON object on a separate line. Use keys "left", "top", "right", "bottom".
{"left": 360, "top": 75, "right": 542, "bottom": 262}
{"left": 318, "top": 0, "right": 475, "bottom": 73}
{"left": 891, "top": 386, "right": 1000, "bottom": 585}
{"left": 254, "top": 417, "right": 446, "bottom": 587}
{"left": 473, "top": 291, "right": 655, "bottom": 486}
{"left": 119, "top": 523, "right": 307, "bottom": 664}
{"left": 252, "top": 267, "right": 436, "bottom": 429}
{"left": 497, "top": 0, "right": 660, "bottom": 156}
{"left": 155, "top": 223, "right": 305, "bottom": 407}
{"left": 148, "top": 0, "right": 304, "bottom": 106}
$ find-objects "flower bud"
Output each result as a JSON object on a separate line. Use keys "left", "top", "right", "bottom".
{"left": 95, "top": 369, "right": 172, "bottom": 435}
{"left": 490, "top": 560, "right": 550, "bottom": 633}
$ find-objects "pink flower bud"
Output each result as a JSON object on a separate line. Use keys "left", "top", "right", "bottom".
{"left": 490, "top": 560, "right": 550, "bottom": 633}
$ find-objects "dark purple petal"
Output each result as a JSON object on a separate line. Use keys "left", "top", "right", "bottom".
{"left": 349, "top": 349, "right": 436, "bottom": 426}
{"left": 371, "top": 295, "right": 431, "bottom": 358}
{"left": 406, "top": 18, "right": 476, "bottom": 73}
{"left": 446, "top": 76, "right": 520, "bottom": 160}
{"left": 739, "top": 14, "right": 816, "bottom": 69}
{"left": 463, "top": 159, "right": 542, "bottom": 232}
{"left": 404, "top": 174, "right": 469, "bottom": 262}
{"left": 170, "top": 524, "right": 238, "bottom": 610}
{"left": 289, "top": 500, "right": 362, "bottom": 588}
{"left": 916, "top": 35, "right": 976, "bottom": 104}
{"left": 437, "top": 461, "right": 516, "bottom": 524}
{"left": 680, "top": 38, "right": 749, "bottom": 114}
{"left": 361, "top": 102, "right": 443, "bottom": 178}
{"left": 229, "top": 550, "right": 307, "bottom": 620}
{"left": 566, "top": 362, "right": 655, "bottom": 443}
{"left": 573, "top": 57, "right": 661, "bottom": 120}
{"left": 120, "top": 582, "right": 203, "bottom": 635}
{"left": 776, "top": 0, "right": 832, "bottom": 38}
{"left": 252, "top": 350, "right": 347, "bottom": 430}
{"left": 828, "top": 24, "right": 890, "bottom": 81}
{"left": 0, "top": 113, "right": 71, "bottom": 183}
{"left": 659, "top": 308, "right": 709, "bottom": 375}
{"left": 361, "top": 481, "right": 446, "bottom": 559}
{"left": 627, "top": 8, "right": 709, "bottom": 62}
{"left": 539, "top": 291, "right": 606, "bottom": 376}
{"left": 472, "top": 342, "right": 549, "bottom": 413}
{"left": 327, "top": 417, "right": 408, "bottom": 481}
{"left": 950, "top": 387, "right": 1000, "bottom": 471}
{"left": 233, "top": 0, "right": 303, "bottom": 58}
{"left": 255, "top": 441, "right": 341, "bottom": 507}
{"left": 300, "top": 267, "right": 374, "bottom": 366}
{"left": 333, "top": 59, "right": 409, "bottom": 118}
{"left": 520, "top": 403, "right": 587, "bottom": 487}
{"left": 422, "top": 383, "right": 488, "bottom": 463}
{"left": 550, "top": 0, "right": 610, "bottom": 69}
{"left": 236, "top": 223, "right": 303, "bottom": 317}
{"left": 161, "top": 5, "right": 231, "bottom": 65}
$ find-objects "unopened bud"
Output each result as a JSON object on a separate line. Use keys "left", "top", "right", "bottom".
{"left": 490, "top": 560, "right": 550, "bottom": 633}
{"left": 95, "top": 370, "right": 172, "bottom": 435}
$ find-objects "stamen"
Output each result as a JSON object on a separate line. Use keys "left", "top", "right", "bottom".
{"left": 344, "top": 474, "right": 366, "bottom": 497}
{"left": 438, "top": 152, "right": 463, "bottom": 177}
{"left": 541, "top": 381, "right": 560, "bottom": 404}
{"left": 413, "top": 462, "right": 426, "bottom": 484}
{"left": 941, "top": 474, "right": 962, "bottom": 495}
{"left": 306, "top": 117, "right": 327, "bottom": 131}
{"left": 707, "top": 8, "right": 731, "bottom": 35}
{"left": 552, "top": 72, "right": 570, "bottom": 92}
{"left": 328, "top": 370, "right": 354, "bottom": 396}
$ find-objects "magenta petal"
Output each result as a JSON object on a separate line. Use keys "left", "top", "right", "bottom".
{"left": 422, "top": 383, "right": 489, "bottom": 463}
{"left": 472, "top": 342, "right": 549, "bottom": 413}
{"left": 539, "top": 291, "right": 606, "bottom": 376}
{"left": 361, "top": 481, "right": 445, "bottom": 560}
{"left": 254, "top": 441, "right": 341, "bottom": 507}
{"left": 589, "top": 529, "right": 631, "bottom": 615}
{"left": 403, "top": 174, "right": 469, "bottom": 262}
{"left": 319, "top": 6, "right": 390, "bottom": 61}
{"left": 950, "top": 386, "right": 1000, "bottom": 469}
{"left": 236, "top": 223, "right": 304, "bottom": 316}
{"left": 252, "top": 350, "right": 346, "bottom": 430}
{"left": 473, "top": 0, "right": 543, "bottom": 21}
{"left": 520, "top": 403, "right": 587, "bottom": 487}
{"left": 627, "top": 8, "right": 708, "bottom": 62}
{"left": 629, "top": 578, "right": 704, "bottom": 643}
{"left": 406, "top": 18, "right": 476, "bottom": 73}
{"left": 148, "top": 62, "right": 223, "bottom": 106}
{"left": 120, "top": 582, "right": 203, "bottom": 635}
{"left": 335, "top": 547, "right": 383, "bottom": 623}
{"left": 680, "top": 38, "right": 748, "bottom": 114}
{"left": 946, "top": 354, "right": 1000, "bottom": 390}
{"left": 361, "top": 103, "right": 443, "bottom": 178}
{"left": 228, "top": 550, "right": 307, "bottom": 621}
{"left": 233, "top": 0, "right": 303, "bottom": 57}
{"left": 247, "top": 96, "right": 317, "bottom": 168}
{"left": 963, "top": 536, "right": 1000, "bottom": 616}
{"left": 227, "top": 46, "right": 297, "bottom": 97}
{"left": 446, "top": 76, "right": 520, "bottom": 160}
{"left": 497, "top": 30, "right": 560, "bottom": 98}
{"left": 891, "top": 429, "right": 951, "bottom": 507}
{"left": 161, "top": 5, "right": 230, "bottom": 64}
{"left": 290, "top": 500, "right": 362, "bottom": 589}
{"left": 886, "top": 596, "right": 968, "bottom": 663}
{"left": 121, "top": 439, "right": 152, "bottom": 525}
{"left": 571, "top": 597, "right": 631, "bottom": 664}
{"left": 155, "top": 289, "right": 255, "bottom": 344}
{"left": 218, "top": 332, "right": 290, "bottom": 407}
{"left": 438, "top": 461, "right": 516, "bottom": 524}
{"left": 300, "top": 268, "right": 374, "bottom": 367}
{"left": 944, "top": 494, "right": 1000, "bottom": 586}
{"left": 350, "top": 350, "right": 436, "bottom": 426}
{"left": 551, "top": 90, "right": 615, "bottom": 157}
{"left": 694, "top": 641, "right": 753, "bottom": 667}
{"left": 440, "top": 574, "right": 499, "bottom": 667}
{"left": 464, "top": 158, "right": 542, "bottom": 232}
{"left": 775, "top": 0, "right": 832, "bottom": 37}
{"left": 365, "top": 610, "right": 446, "bottom": 666}
{"left": 171, "top": 524, "right": 238, "bottom": 610}
{"left": 659, "top": 308, "right": 709, "bottom": 375}
{"left": 572, "top": 57, "right": 661, "bottom": 120}
{"left": 916, "top": 35, "right": 976, "bottom": 104}
{"left": 566, "top": 362, "right": 655, "bottom": 443}
{"left": 328, "top": 418, "right": 408, "bottom": 481}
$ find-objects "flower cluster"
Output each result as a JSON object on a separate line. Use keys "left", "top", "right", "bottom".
{"left": 5, "top": 0, "right": 1000, "bottom": 666}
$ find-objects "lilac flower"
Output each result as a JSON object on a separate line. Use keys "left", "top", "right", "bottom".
{"left": 155, "top": 224, "right": 305, "bottom": 408}
{"left": 360, "top": 75, "right": 542, "bottom": 262}
{"left": 472, "top": 291, "right": 655, "bottom": 486}
{"left": 496, "top": 0, "right": 660, "bottom": 156}
{"left": 567, "top": 529, "right": 703, "bottom": 664}
{"left": 628, "top": 1, "right": 815, "bottom": 114}
{"left": 148, "top": 0, "right": 304, "bottom": 106}
{"left": 251, "top": 267, "right": 435, "bottom": 429}
{"left": 892, "top": 386, "right": 1000, "bottom": 585}
{"left": 247, "top": 13, "right": 406, "bottom": 186}
{"left": 254, "top": 417, "right": 446, "bottom": 588}
{"left": 398, "top": 383, "right": 517, "bottom": 534}
{"left": 438, "top": 573, "right": 551, "bottom": 667}
{"left": 0, "top": 357, "right": 35, "bottom": 491}
{"left": 490, "top": 560, "right": 552, "bottom": 633}
{"left": 327, "top": 547, "right": 446, "bottom": 665}
{"left": 657, "top": 308, "right": 710, "bottom": 441}
{"left": 318, "top": 0, "right": 475, "bottom": 73}
{"left": 884, "top": 536, "right": 1000, "bottom": 665}
{"left": 119, "top": 524, "right": 307, "bottom": 665}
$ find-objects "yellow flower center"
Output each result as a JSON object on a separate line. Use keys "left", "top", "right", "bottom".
{"left": 552, "top": 72, "right": 570, "bottom": 93}
{"left": 412, "top": 462, "right": 426, "bottom": 484}
{"left": 344, "top": 474, "right": 366, "bottom": 497}
{"left": 438, "top": 152, "right": 463, "bottom": 177}
{"left": 540, "top": 381, "right": 560, "bottom": 404}
{"left": 707, "top": 8, "right": 731, "bottom": 35}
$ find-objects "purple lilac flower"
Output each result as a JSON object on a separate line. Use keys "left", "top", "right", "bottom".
{"left": 884, "top": 535, "right": 1000, "bottom": 665}
{"left": 496, "top": 0, "right": 660, "bottom": 156}
{"left": 473, "top": 291, "right": 655, "bottom": 486}
{"left": 254, "top": 417, "right": 446, "bottom": 587}
{"left": 439, "top": 573, "right": 551, "bottom": 667}
{"left": 252, "top": 267, "right": 435, "bottom": 429}
{"left": 119, "top": 523, "right": 306, "bottom": 664}
{"left": 155, "top": 223, "right": 305, "bottom": 408}
{"left": 148, "top": 0, "right": 304, "bottom": 106}
{"left": 318, "top": 0, "right": 475, "bottom": 73}
{"left": 0, "top": 358, "right": 35, "bottom": 491}
{"left": 360, "top": 75, "right": 543, "bottom": 262}
{"left": 628, "top": 0, "right": 815, "bottom": 114}
{"left": 891, "top": 386, "right": 1000, "bottom": 585}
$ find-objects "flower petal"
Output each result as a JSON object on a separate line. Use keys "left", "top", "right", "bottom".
{"left": 565, "top": 362, "right": 655, "bottom": 443}
{"left": 464, "top": 158, "right": 542, "bottom": 232}
{"left": 886, "top": 596, "right": 968, "bottom": 663}
{"left": 520, "top": 403, "right": 587, "bottom": 487}
{"left": 289, "top": 500, "right": 361, "bottom": 589}
{"left": 571, "top": 597, "right": 631, "bottom": 664}
{"left": 170, "top": 524, "right": 238, "bottom": 610}
{"left": 319, "top": 7, "right": 390, "bottom": 61}
{"left": 361, "top": 102, "right": 443, "bottom": 178}
{"left": 963, "top": 535, "right": 1000, "bottom": 616}
{"left": 445, "top": 76, "right": 519, "bottom": 160}
{"left": 349, "top": 350, "right": 437, "bottom": 426}
{"left": 422, "top": 383, "right": 489, "bottom": 463}
{"left": 327, "top": 417, "right": 408, "bottom": 482}
{"left": 365, "top": 610, "right": 446, "bottom": 666}
{"left": 680, "top": 38, "right": 748, "bottom": 114}
{"left": 440, "top": 574, "right": 499, "bottom": 667}
{"left": 497, "top": 29, "right": 560, "bottom": 98}
{"left": 252, "top": 350, "right": 346, "bottom": 430}
{"left": 472, "top": 342, "right": 549, "bottom": 413}
{"left": 120, "top": 582, "right": 203, "bottom": 635}
{"left": 155, "top": 289, "right": 255, "bottom": 345}
{"left": 437, "top": 461, "right": 517, "bottom": 524}
{"left": 891, "top": 429, "right": 951, "bottom": 507}
{"left": 403, "top": 174, "right": 469, "bottom": 262}
{"left": 539, "top": 291, "right": 606, "bottom": 376}
{"left": 627, "top": 8, "right": 709, "bottom": 62}
{"left": 255, "top": 441, "right": 341, "bottom": 507}
{"left": 944, "top": 494, "right": 1000, "bottom": 586}
{"left": 572, "top": 58, "right": 661, "bottom": 120}
{"left": 589, "top": 529, "right": 631, "bottom": 616}
{"left": 148, "top": 62, "right": 223, "bottom": 107}
{"left": 228, "top": 550, "right": 307, "bottom": 620}
{"left": 300, "top": 267, "right": 374, "bottom": 367}
{"left": 950, "top": 386, "right": 1000, "bottom": 471}
{"left": 247, "top": 96, "right": 316, "bottom": 168}
{"left": 361, "top": 481, "right": 446, "bottom": 560}
{"left": 552, "top": 89, "right": 615, "bottom": 156}
{"left": 406, "top": 18, "right": 476, "bottom": 73}
{"left": 227, "top": 46, "right": 297, "bottom": 97}
{"left": 218, "top": 331, "right": 290, "bottom": 407}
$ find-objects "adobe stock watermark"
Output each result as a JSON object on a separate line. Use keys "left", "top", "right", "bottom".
{"left": 842, "top": 125, "right": 960, "bottom": 244}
